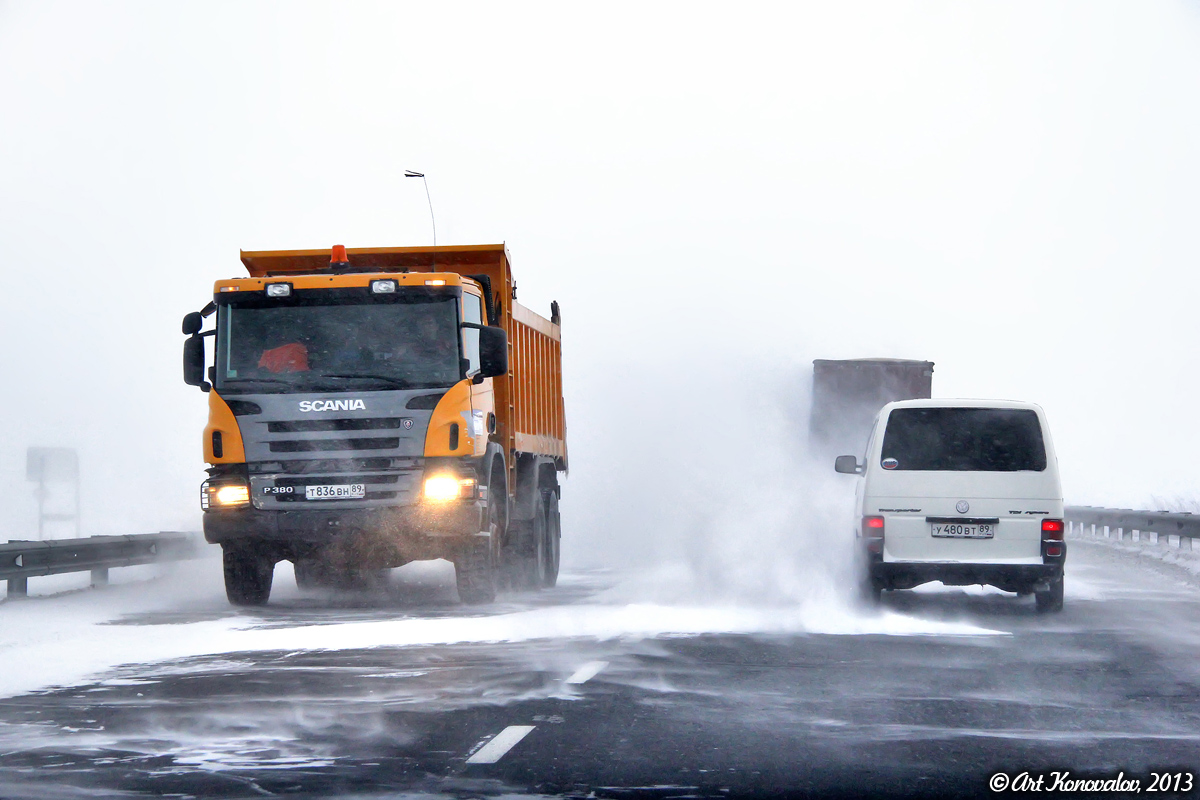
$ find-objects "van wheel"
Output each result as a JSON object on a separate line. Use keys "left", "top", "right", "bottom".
{"left": 1035, "top": 576, "right": 1064, "bottom": 613}
{"left": 861, "top": 576, "right": 883, "bottom": 605}
{"left": 223, "top": 544, "right": 274, "bottom": 606}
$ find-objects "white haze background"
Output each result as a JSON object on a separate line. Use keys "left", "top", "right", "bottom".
{"left": 0, "top": 1, "right": 1198, "bottom": 581}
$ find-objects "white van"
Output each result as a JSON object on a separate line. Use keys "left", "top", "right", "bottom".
{"left": 835, "top": 399, "right": 1065, "bottom": 613}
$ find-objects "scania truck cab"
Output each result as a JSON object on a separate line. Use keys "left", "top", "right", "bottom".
{"left": 182, "top": 244, "right": 567, "bottom": 606}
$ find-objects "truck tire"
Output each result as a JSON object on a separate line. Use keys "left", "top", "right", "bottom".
{"left": 295, "top": 557, "right": 387, "bottom": 593}
{"left": 223, "top": 544, "right": 274, "bottom": 606}
{"left": 456, "top": 536, "right": 497, "bottom": 604}
{"left": 293, "top": 556, "right": 327, "bottom": 591}
{"left": 513, "top": 498, "right": 547, "bottom": 590}
{"left": 455, "top": 471, "right": 502, "bottom": 604}
{"left": 540, "top": 490, "right": 560, "bottom": 588}
{"left": 333, "top": 568, "right": 391, "bottom": 593}
{"left": 1035, "top": 575, "right": 1064, "bottom": 614}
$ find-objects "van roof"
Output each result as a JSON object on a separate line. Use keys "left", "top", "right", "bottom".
{"left": 882, "top": 398, "right": 1044, "bottom": 412}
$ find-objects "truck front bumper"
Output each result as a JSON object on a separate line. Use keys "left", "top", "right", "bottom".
{"left": 203, "top": 501, "right": 485, "bottom": 560}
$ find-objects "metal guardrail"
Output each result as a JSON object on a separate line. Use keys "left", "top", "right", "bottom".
{"left": 1065, "top": 506, "right": 1200, "bottom": 549}
{"left": 0, "top": 532, "right": 201, "bottom": 598}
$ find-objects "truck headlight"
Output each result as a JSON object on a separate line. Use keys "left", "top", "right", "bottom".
{"left": 202, "top": 479, "right": 251, "bottom": 509}
{"left": 423, "top": 474, "right": 476, "bottom": 501}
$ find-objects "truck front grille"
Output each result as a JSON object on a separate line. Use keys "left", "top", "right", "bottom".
{"left": 271, "top": 474, "right": 399, "bottom": 488}
{"left": 236, "top": 397, "right": 432, "bottom": 490}
{"left": 248, "top": 458, "right": 409, "bottom": 474}
{"left": 270, "top": 437, "right": 401, "bottom": 453}
{"left": 268, "top": 418, "right": 404, "bottom": 433}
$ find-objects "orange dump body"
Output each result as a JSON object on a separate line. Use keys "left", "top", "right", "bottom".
{"left": 236, "top": 244, "right": 567, "bottom": 473}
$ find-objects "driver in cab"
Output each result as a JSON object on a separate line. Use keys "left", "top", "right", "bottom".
{"left": 257, "top": 340, "right": 310, "bottom": 373}
{"left": 384, "top": 315, "right": 457, "bottom": 367}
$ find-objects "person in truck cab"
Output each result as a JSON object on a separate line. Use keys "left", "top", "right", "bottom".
{"left": 257, "top": 341, "right": 310, "bottom": 373}
{"left": 384, "top": 315, "right": 455, "bottom": 366}
{"left": 414, "top": 314, "right": 455, "bottom": 360}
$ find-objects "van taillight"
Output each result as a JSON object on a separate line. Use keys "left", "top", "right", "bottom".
{"left": 1042, "top": 519, "right": 1065, "bottom": 560}
{"left": 862, "top": 516, "right": 884, "bottom": 554}
{"left": 1041, "top": 519, "right": 1064, "bottom": 541}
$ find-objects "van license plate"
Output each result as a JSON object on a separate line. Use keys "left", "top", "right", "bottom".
{"left": 931, "top": 523, "right": 994, "bottom": 539}
{"left": 305, "top": 484, "right": 366, "bottom": 500}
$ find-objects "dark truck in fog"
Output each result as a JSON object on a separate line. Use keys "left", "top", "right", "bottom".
{"left": 809, "top": 358, "right": 934, "bottom": 460}
{"left": 182, "top": 244, "right": 567, "bottom": 606}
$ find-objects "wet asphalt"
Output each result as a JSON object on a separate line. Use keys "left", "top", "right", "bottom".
{"left": 0, "top": 539, "right": 1198, "bottom": 799}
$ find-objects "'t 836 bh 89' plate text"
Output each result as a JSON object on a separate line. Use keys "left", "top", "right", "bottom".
{"left": 305, "top": 484, "right": 366, "bottom": 500}
{"left": 930, "top": 523, "right": 994, "bottom": 539}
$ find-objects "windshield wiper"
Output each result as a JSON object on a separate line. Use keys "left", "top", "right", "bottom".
{"left": 220, "top": 377, "right": 297, "bottom": 388}
{"left": 316, "top": 373, "right": 415, "bottom": 389}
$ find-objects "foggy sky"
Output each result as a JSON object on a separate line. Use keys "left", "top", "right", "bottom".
{"left": 1, "top": 1, "right": 1198, "bottom": 553}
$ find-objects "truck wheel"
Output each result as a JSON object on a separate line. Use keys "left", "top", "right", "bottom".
{"left": 334, "top": 568, "right": 391, "bottom": 593}
{"left": 293, "top": 556, "right": 327, "bottom": 591}
{"left": 223, "top": 544, "right": 274, "bottom": 606}
{"left": 515, "top": 498, "right": 548, "bottom": 590}
{"left": 1035, "top": 576, "right": 1064, "bottom": 614}
{"left": 456, "top": 478, "right": 501, "bottom": 604}
{"left": 540, "top": 491, "right": 560, "bottom": 588}
{"left": 456, "top": 536, "right": 497, "bottom": 604}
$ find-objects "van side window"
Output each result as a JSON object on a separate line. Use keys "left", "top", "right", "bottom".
{"left": 881, "top": 408, "right": 1046, "bottom": 472}
{"left": 863, "top": 418, "right": 879, "bottom": 462}
{"left": 463, "top": 292, "right": 483, "bottom": 374}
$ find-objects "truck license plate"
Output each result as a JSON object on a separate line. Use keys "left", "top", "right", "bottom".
{"left": 930, "top": 523, "right": 994, "bottom": 539}
{"left": 305, "top": 484, "right": 366, "bottom": 500}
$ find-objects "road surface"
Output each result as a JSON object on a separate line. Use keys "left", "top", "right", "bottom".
{"left": 0, "top": 537, "right": 1197, "bottom": 798}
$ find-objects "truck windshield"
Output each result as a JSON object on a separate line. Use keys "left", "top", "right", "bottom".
{"left": 214, "top": 294, "right": 460, "bottom": 393}
{"left": 880, "top": 407, "right": 1047, "bottom": 471}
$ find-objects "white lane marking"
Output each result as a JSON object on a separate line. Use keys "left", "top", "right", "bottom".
{"left": 565, "top": 660, "right": 608, "bottom": 685}
{"left": 466, "top": 725, "right": 535, "bottom": 764}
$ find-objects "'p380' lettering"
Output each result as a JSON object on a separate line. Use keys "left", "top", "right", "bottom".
{"left": 298, "top": 399, "right": 366, "bottom": 412}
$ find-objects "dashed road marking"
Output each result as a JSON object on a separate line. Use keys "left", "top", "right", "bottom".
{"left": 565, "top": 660, "right": 608, "bottom": 685}
{"left": 466, "top": 725, "right": 535, "bottom": 764}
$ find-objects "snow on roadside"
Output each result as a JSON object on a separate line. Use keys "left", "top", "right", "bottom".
{"left": 0, "top": 558, "right": 1003, "bottom": 701}
{"left": 1070, "top": 528, "right": 1200, "bottom": 579}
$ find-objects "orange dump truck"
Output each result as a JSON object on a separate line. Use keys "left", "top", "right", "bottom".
{"left": 181, "top": 244, "right": 566, "bottom": 606}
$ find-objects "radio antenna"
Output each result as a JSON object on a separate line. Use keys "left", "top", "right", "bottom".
{"left": 404, "top": 170, "right": 437, "bottom": 245}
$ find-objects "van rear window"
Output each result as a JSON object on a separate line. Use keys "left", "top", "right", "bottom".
{"left": 881, "top": 408, "right": 1047, "bottom": 472}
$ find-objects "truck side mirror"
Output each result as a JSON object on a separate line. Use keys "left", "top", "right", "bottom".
{"left": 184, "top": 336, "right": 210, "bottom": 391}
{"left": 835, "top": 455, "right": 862, "bottom": 475}
{"left": 478, "top": 326, "right": 508, "bottom": 378}
{"left": 182, "top": 311, "right": 203, "bottom": 335}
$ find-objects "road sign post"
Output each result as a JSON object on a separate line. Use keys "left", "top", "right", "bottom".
{"left": 25, "top": 447, "right": 80, "bottom": 540}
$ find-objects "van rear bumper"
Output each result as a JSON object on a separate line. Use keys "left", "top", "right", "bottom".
{"left": 871, "top": 560, "right": 1063, "bottom": 593}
